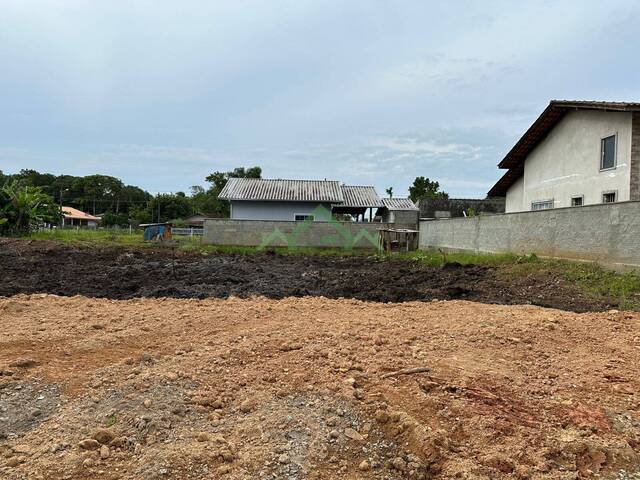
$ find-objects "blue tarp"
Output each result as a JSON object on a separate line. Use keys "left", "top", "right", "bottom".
{"left": 143, "top": 225, "right": 165, "bottom": 241}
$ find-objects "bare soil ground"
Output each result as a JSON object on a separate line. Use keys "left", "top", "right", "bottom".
{"left": 0, "top": 238, "right": 614, "bottom": 312}
{"left": 1, "top": 295, "right": 639, "bottom": 479}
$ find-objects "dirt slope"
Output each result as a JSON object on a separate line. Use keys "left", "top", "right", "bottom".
{"left": 1, "top": 295, "right": 639, "bottom": 479}
{"left": 0, "top": 238, "right": 613, "bottom": 312}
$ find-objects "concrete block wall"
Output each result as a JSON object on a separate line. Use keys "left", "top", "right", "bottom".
{"left": 631, "top": 112, "right": 640, "bottom": 201}
{"left": 419, "top": 201, "right": 640, "bottom": 269}
{"left": 203, "top": 219, "right": 404, "bottom": 249}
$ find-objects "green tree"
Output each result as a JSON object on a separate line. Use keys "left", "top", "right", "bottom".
{"left": 385, "top": 187, "right": 393, "bottom": 198}
{"left": 148, "top": 193, "right": 193, "bottom": 223}
{"left": 83, "top": 174, "right": 124, "bottom": 215}
{"left": 0, "top": 181, "right": 57, "bottom": 232}
{"left": 408, "top": 176, "right": 448, "bottom": 203}
{"left": 202, "top": 166, "right": 262, "bottom": 217}
{"left": 0, "top": 170, "right": 154, "bottom": 223}
{"left": 101, "top": 211, "right": 130, "bottom": 227}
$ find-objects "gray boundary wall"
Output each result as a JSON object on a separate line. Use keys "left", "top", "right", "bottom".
{"left": 203, "top": 219, "right": 403, "bottom": 249}
{"left": 419, "top": 201, "right": 640, "bottom": 269}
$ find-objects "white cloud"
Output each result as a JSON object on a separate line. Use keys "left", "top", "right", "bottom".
{"left": 2, "top": 0, "right": 640, "bottom": 199}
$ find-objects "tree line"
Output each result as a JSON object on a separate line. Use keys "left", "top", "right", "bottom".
{"left": 0, "top": 167, "right": 262, "bottom": 231}
{"left": 0, "top": 166, "right": 446, "bottom": 232}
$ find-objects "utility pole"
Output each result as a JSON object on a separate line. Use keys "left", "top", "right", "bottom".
{"left": 59, "top": 188, "right": 68, "bottom": 228}
{"left": 59, "top": 188, "right": 63, "bottom": 228}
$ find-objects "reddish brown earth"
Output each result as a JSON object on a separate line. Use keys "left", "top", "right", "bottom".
{"left": 1, "top": 295, "right": 639, "bottom": 479}
{"left": 0, "top": 238, "right": 614, "bottom": 312}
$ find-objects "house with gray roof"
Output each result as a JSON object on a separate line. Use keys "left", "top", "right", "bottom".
{"left": 218, "top": 178, "right": 385, "bottom": 222}
{"left": 376, "top": 198, "right": 419, "bottom": 225}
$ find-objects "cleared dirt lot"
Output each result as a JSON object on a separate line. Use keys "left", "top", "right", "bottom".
{"left": 0, "top": 238, "right": 614, "bottom": 312}
{"left": 1, "top": 295, "right": 639, "bottom": 479}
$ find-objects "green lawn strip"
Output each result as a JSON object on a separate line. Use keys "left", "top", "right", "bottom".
{"left": 507, "top": 258, "right": 640, "bottom": 311}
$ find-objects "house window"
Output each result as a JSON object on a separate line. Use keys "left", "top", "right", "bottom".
{"left": 294, "top": 214, "right": 314, "bottom": 221}
{"left": 531, "top": 200, "right": 553, "bottom": 211}
{"left": 600, "top": 134, "right": 616, "bottom": 170}
{"left": 602, "top": 191, "right": 617, "bottom": 204}
{"left": 571, "top": 196, "right": 584, "bottom": 207}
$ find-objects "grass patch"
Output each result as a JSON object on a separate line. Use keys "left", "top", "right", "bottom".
{"left": 509, "top": 258, "right": 640, "bottom": 310}
{"left": 29, "top": 229, "right": 146, "bottom": 248}
{"left": 389, "top": 250, "right": 538, "bottom": 268}
{"left": 104, "top": 414, "right": 118, "bottom": 428}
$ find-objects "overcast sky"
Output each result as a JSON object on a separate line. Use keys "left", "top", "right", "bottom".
{"left": 1, "top": 1, "right": 639, "bottom": 197}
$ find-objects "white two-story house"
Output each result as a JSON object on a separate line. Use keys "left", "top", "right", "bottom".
{"left": 488, "top": 100, "right": 640, "bottom": 212}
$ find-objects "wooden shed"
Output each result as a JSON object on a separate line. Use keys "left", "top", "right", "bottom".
{"left": 379, "top": 228, "right": 419, "bottom": 252}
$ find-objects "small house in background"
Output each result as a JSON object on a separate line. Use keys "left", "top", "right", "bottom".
{"left": 376, "top": 198, "right": 419, "bottom": 226}
{"left": 184, "top": 213, "right": 207, "bottom": 228}
{"left": 218, "top": 178, "right": 343, "bottom": 221}
{"left": 218, "top": 177, "right": 387, "bottom": 223}
{"left": 61, "top": 206, "right": 100, "bottom": 228}
{"left": 140, "top": 222, "right": 172, "bottom": 241}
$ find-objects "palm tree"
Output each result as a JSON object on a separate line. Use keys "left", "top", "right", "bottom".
{"left": 385, "top": 187, "right": 393, "bottom": 198}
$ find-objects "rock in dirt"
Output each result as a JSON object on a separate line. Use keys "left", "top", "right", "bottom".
{"left": 392, "top": 456, "right": 406, "bottom": 471}
{"left": 344, "top": 428, "right": 364, "bottom": 442}
{"left": 92, "top": 428, "right": 116, "bottom": 445}
{"left": 278, "top": 453, "right": 290, "bottom": 464}
{"left": 239, "top": 399, "right": 254, "bottom": 413}
{"left": 78, "top": 439, "right": 100, "bottom": 450}
{"left": 109, "top": 436, "right": 128, "bottom": 448}
{"left": 6, "top": 457, "right": 21, "bottom": 467}
{"left": 99, "top": 445, "right": 110, "bottom": 460}
{"left": 374, "top": 409, "right": 389, "bottom": 424}
{"left": 8, "top": 358, "right": 38, "bottom": 368}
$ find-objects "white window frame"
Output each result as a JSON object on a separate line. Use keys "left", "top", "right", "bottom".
{"left": 600, "top": 133, "right": 617, "bottom": 171}
{"left": 602, "top": 190, "right": 617, "bottom": 204}
{"left": 570, "top": 195, "right": 584, "bottom": 207}
{"left": 531, "top": 199, "right": 554, "bottom": 211}
{"left": 294, "top": 213, "right": 315, "bottom": 222}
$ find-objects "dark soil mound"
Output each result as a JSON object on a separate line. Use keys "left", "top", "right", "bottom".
{"left": 0, "top": 238, "right": 612, "bottom": 312}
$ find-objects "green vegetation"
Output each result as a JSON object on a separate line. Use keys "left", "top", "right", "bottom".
{"left": 509, "top": 258, "right": 640, "bottom": 310}
{"left": 29, "top": 229, "right": 146, "bottom": 247}
{"left": 104, "top": 414, "right": 118, "bottom": 428}
{"left": 0, "top": 166, "right": 262, "bottom": 227}
{"left": 408, "top": 176, "right": 448, "bottom": 203}
{"left": 0, "top": 180, "right": 58, "bottom": 233}
{"left": 389, "top": 250, "right": 536, "bottom": 267}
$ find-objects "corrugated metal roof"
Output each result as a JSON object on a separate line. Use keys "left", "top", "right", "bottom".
{"left": 218, "top": 178, "right": 344, "bottom": 202}
{"left": 339, "top": 186, "right": 384, "bottom": 207}
{"left": 381, "top": 198, "right": 418, "bottom": 211}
